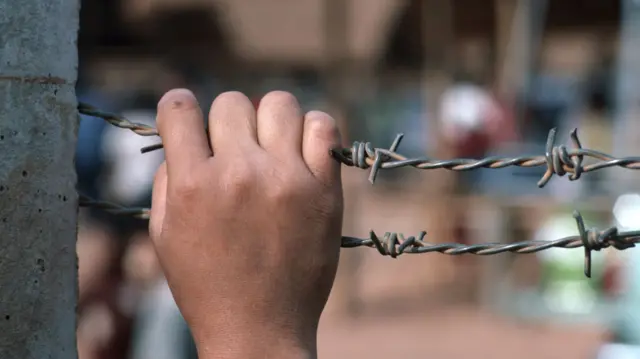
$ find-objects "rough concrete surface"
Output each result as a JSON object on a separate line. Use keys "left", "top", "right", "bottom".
{"left": 0, "top": 1, "right": 80, "bottom": 358}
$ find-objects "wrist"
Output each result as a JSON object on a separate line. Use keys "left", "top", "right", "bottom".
{"left": 194, "top": 326, "right": 317, "bottom": 359}
{"left": 198, "top": 343, "right": 315, "bottom": 359}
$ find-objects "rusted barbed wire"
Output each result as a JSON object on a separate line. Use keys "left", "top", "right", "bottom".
{"left": 78, "top": 102, "right": 640, "bottom": 187}
{"left": 78, "top": 103, "right": 158, "bottom": 136}
{"left": 346, "top": 210, "right": 640, "bottom": 278}
{"left": 77, "top": 197, "right": 639, "bottom": 278}
{"left": 78, "top": 194, "right": 150, "bottom": 219}
{"left": 77, "top": 103, "right": 640, "bottom": 278}
{"left": 334, "top": 129, "right": 640, "bottom": 186}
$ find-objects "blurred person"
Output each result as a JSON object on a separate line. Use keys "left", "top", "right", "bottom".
{"left": 439, "top": 74, "right": 492, "bottom": 160}
{"left": 577, "top": 58, "right": 615, "bottom": 195}
{"left": 76, "top": 217, "right": 137, "bottom": 359}
{"left": 386, "top": 83, "right": 429, "bottom": 186}
{"left": 522, "top": 71, "right": 578, "bottom": 144}
{"left": 78, "top": 90, "right": 171, "bottom": 359}
{"left": 148, "top": 89, "right": 343, "bottom": 359}
{"left": 76, "top": 77, "right": 135, "bottom": 359}
{"left": 122, "top": 232, "right": 163, "bottom": 289}
{"left": 76, "top": 219, "right": 121, "bottom": 359}
{"left": 99, "top": 91, "right": 194, "bottom": 359}
{"left": 125, "top": 230, "right": 198, "bottom": 359}
{"left": 439, "top": 73, "right": 517, "bottom": 193}
{"left": 108, "top": 65, "right": 211, "bottom": 359}
{"left": 75, "top": 80, "right": 114, "bottom": 303}
{"left": 520, "top": 68, "right": 599, "bottom": 203}
{"left": 389, "top": 81, "right": 428, "bottom": 159}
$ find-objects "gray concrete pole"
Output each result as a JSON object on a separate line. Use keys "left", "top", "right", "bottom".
{"left": 0, "top": 1, "right": 80, "bottom": 358}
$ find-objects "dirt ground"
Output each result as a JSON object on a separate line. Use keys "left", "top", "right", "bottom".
{"left": 318, "top": 305, "right": 606, "bottom": 359}
{"left": 317, "top": 181, "right": 609, "bottom": 359}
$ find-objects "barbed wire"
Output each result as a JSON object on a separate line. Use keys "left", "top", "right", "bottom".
{"left": 335, "top": 129, "right": 640, "bottom": 186}
{"left": 77, "top": 103, "right": 640, "bottom": 278}
{"left": 77, "top": 196, "right": 638, "bottom": 278}
{"left": 78, "top": 103, "right": 158, "bottom": 136}
{"left": 79, "top": 102, "right": 640, "bottom": 186}
{"left": 78, "top": 194, "right": 150, "bottom": 219}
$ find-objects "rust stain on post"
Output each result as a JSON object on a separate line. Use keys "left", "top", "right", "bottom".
{"left": 0, "top": 76, "right": 67, "bottom": 85}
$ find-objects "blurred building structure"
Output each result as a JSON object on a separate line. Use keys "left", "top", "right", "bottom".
{"left": 77, "top": 0, "right": 628, "bottom": 292}
{"left": 75, "top": 3, "right": 638, "bottom": 357}
{"left": 77, "top": 0, "right": 622, "bottom": 150}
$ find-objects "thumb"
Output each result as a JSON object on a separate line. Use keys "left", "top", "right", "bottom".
{"left": 149, "top": 162, "right": 168, "bottom": 241}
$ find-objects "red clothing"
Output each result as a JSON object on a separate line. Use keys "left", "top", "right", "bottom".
{"left": 451, "top": 94, "right": 518, "bottom": 158}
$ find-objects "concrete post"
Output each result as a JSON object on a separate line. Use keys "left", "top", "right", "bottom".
{"left": 0, "top": 1, "right": 80, "bottom": 358}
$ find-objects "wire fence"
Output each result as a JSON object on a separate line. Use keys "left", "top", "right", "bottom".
{"left": 77, "top": 102, "right": 640, "bottom": 278}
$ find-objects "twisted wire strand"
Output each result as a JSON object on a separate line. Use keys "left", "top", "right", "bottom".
{"left": 344, "top": 210, "right": 639, "bottom": 278}
{"left": 78, "top": 102, "right": 158, "bottom": 136}
{"left": 78, "top": 103, "right": 640, "bottom": 187}
{"left": 78, "top": 194, "right": 150, "bottom": 219}
{"left": 78, "top": 196, "right": 638, "bottom": 278}
{"left": 332, "top": 129, "right": 640, "bottom": 186}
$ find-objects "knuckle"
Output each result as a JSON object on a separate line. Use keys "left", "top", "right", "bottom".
{"left": 218, "top": 162, "right": 256, "bottom": 196}
{"left": 265, "top": 181, "right": 300, "bottom": 204}
{"left": 172, "top": 176, "right": 202, "bottom": 199}
{"left": 263, "top": 168, "right": 308, "bottom": 202}
{"left": 264, "top": 174, "right": 332, "bottom": 209}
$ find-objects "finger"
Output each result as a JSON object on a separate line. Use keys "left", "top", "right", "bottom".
{"left": 256, "top": 91, "right": 303, "bottom": 158}
{"left": 149, "top": 162, "right": 167, "bottom": 242}
{"left": 208, "top": 91, "right": 259, "bottom": 154}
{"left": 156, "top": 89, "right": 211, "bottom": 178}
{"left": 302, "top": 111, "right": 342, "bottom": 184}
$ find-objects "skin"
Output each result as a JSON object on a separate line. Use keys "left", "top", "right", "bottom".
{"left": 150, "top": 89, "right": 344, "bottom": 359}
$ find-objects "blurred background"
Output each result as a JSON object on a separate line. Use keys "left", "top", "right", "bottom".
{"left": 74, "top": 0, "right": 640, "bottom": 358}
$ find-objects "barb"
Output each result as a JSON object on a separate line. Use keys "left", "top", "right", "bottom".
{"left": 79, "top": 103, "right": 640, "bottom": 186}
{"left": 332, "top": 129, "right": 640, "bottom": 186}
{"left": 344, "top": 210, "right": 639, "bottom": 278}
{"left": 78, "top": 196, "right": 638, "bottom": 278}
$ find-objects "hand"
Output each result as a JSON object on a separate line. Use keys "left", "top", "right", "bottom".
{"left": 150, "top": 90, "right": 344, "bottom": 359}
